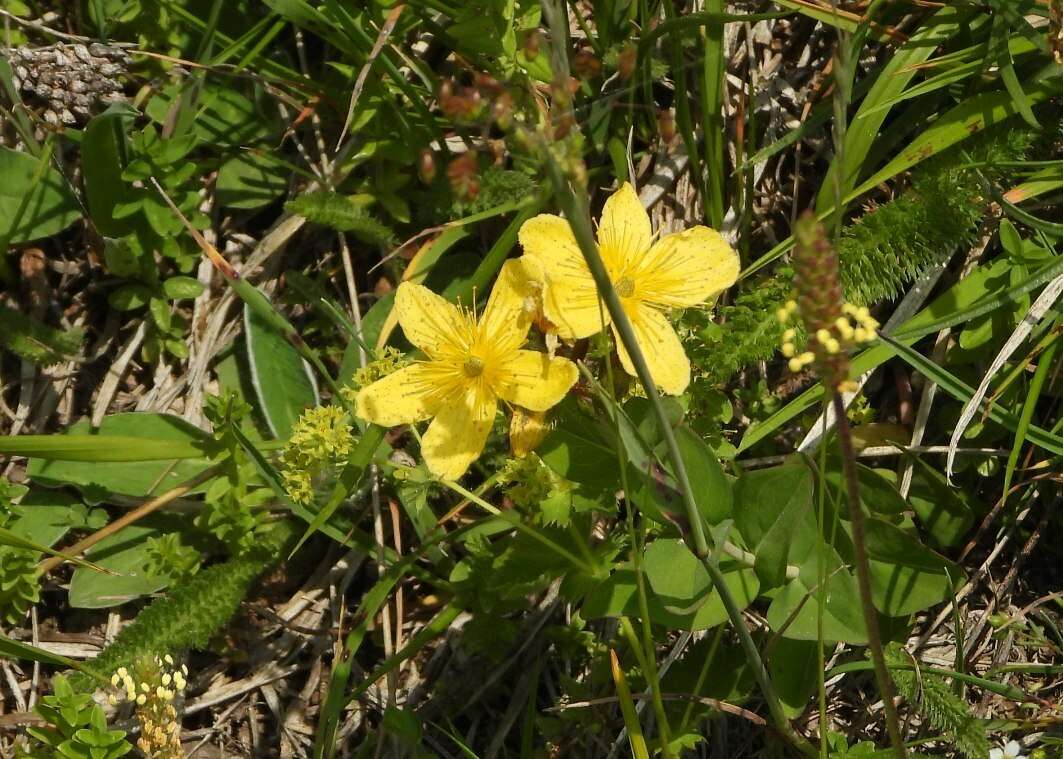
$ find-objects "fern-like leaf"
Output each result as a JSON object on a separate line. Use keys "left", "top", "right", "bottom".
{"left": 699, "top": 125, "right": 1036, "bottom": 386}
{"left": 286, "top": 191, "right": 396, "bottom": 247}
{"left": 0, "top": 306, "right": 83, "bottom": 365}
{"left": 886, "top": 643, "right": 990, "bottom": 759}
{"left": 72, "top": 520, "right": 296, "bottom": 691}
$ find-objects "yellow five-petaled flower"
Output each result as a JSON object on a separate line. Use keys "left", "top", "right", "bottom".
{"left": 518, "top": 182, "right": 740, "bottom": 395}
{"left": 356, "top": 260, "right": 578, "bottom": 480}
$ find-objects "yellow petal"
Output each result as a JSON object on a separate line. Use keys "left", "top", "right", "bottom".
{"left": 479, "top": 258, "right": 537, "bottom": 352}
{"left": 394, "top": 282, "right": 471, "bottom": 358}
{"left": 612, "top": 304, "right": 691, "bottom": 395}
{"left": 518, "top": 214, "right": 607, "bottom": 340}
{"left": 509, "top": 408, "right": 550, "bottom": 458}
{"left": 597, "top": 182, "right": 652, "bottom": 272}
{"left": 421, "top": 389, "right": 496, "bottom": 480}
{"left": 633, "top": 226, "right": 740, "bottom": 308}
{"left": 494, "top": 350, "right": 579, "bottom": 412}
{"left": 355, "top": 363, "right": 447, "bottom": 427}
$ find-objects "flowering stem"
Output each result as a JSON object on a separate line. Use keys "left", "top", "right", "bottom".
{"left": 831, "top": 390, "right": 907, "bottom": 758}
{"left": 541, "top": 158, "right": 813, "bottom": 756}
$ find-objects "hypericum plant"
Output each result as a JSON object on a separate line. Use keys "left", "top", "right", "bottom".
{"left": 520, "top": 182, "right": 739, "bottom": 395}
{"left": 355, "top": 259, "right": 578, "bottom": 479}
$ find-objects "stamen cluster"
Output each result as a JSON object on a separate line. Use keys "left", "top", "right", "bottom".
{"left": 108, "top": 655, "right": 186, "bottom": 758}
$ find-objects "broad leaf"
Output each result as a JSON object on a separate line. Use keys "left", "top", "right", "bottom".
{"left": 244, "top": 301, "right": 320, "bottom": 439}
{"left": 28, "top": 413, "right": 212, "bottom": 498}
{"left": 733, "top": 463, "right": 816, "bottom": 588}
{"left": 0, "top": 145, "right": 79, "bottom": 243}
{"left": 865, "top": 518, "right": 963, "bottom": 617}
{"left": 904, "top": 456, "right": 975, "bottom": 548}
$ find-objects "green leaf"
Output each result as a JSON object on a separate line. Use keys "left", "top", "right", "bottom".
{"left": 68, "top": 517, "right": 193, "bottom": 609}
{"left": 217, "top": 151, "right": 290, "bottom": 209}
{"left": 162, "top": 276, "right": 206, "bottom": 300}
{"left": 107, "top": 284, "right": 153, "bottom": 311}
{"left": 0, "top": 305, "right": 84, "bottom": 365}
{"left": 904, "top": 456, "right": 976, "bottom": 548}
{"left": 766, "top": 547, "right": 868, "bottom": 644}
{"left": 8, "top": 489, "right": 99, "bottom": 547}
{"left": 539, "top": 398, "right": 619, "bottom": 495}
{"left": 676, "top": 426, "right": 732, "bottom": 525}
{"left": 0, "top": 632, "right": 85, "bottom": 671}
{"left": 643, "top": 539, "right": 711, "bottom": 610}
{"left": 584, "top": 559, "right": 759, "bottom": 631}
{"left": 769, "top": 638, "right": 822, "bottom": 717}
{"left": 0, "top": 145, "right": 79, "bottom": 243}
{"left": 27, "top": 413, "right": 212, "bottom": 497}
{"left": 82, "top": 105, "right": 140, "bottom": 237}
{"left": 146, "top": 84, "right": 275, "bottom": 146}
{"left": 823, "top": 462, "right": 907, "bottom": 517}
{"left": 733, "top": 463, "right": 816, "bottom": 589}
{"left": 865, "top": 518, "right": 963, "bottom": 617}
{"left": 244, "top": 301, "right": 320, "bottom": 439}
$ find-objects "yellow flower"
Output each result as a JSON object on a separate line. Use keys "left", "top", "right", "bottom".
{"left": 518, "top": 182, "right": 739, "bottom": 395}
{"left": 356, "top": 259, "right": 579, "bottom": 480}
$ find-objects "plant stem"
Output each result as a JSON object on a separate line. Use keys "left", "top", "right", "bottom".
{"left": 831, "top": 390, "right": 907, "bottom": 758}
{"left": 541, "top": 158, "right": 813, "bottom": 757}
{"left": 620, "top": 617, "right": 674, "bottom": 758}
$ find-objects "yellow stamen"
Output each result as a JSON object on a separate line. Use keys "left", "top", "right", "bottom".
{"left": 614, "top": 276, "right": 635, "bottom": 298}
{"left": 463, "top": 356, "right": 485, "bottom": 377}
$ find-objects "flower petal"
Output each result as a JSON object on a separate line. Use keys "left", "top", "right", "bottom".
{"left": 509, "top": 407, "right": 550, "bottom": 457}
{"left": 495, "top": 350, "right": 579, "bottom": 412}
{"left": 1004, "top": 742, "right": 1022, "bottom": 758}
{"left": 395, "top": 282, "right": 470, "bottom": 358}
{"left": 990, "top": 750, "right": 1003, "bottom": 759}
{"left": 634, "top": 226, "right": 739, "bottom": 308}
{"left": 598, "top": 182, "right": 652, "bottom": 272}
{"left": 355, "top": 363, "right": 447, "bottom": 427}
{"left": 518, "top": 214, "right": 607, "bottom": 339}
{"left": 421, "top": 389, "right": 496, "bottom": 480}
{"left": 612, "top": 304, "right": 690, "bottom": 395}
{"left": 479, "top": 257, "right": 537, "bottom": 352}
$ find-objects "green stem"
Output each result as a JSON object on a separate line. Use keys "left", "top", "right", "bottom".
{"left": 831, "top": 391, "right": 907, "bottom": 758}
{"left": 620, "top": 617, "right": 674, "bottom": 758}
{"left": 541, "top": 158, "right": 812, "bottom": 756}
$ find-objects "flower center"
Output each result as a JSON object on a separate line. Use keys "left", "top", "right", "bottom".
{"left": 614, "top": 276, "right": 635, "bottom": 298}
{"left": 463, "top": 356, "right": 485, "bottom": 377}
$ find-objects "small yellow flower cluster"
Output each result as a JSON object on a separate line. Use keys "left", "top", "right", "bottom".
{"left": 109, "top": 655, "right": 186, "bottom": 758}
{"left": 279, "top": 405, "right": 355, "bottom": 505}
{"left": 341, "top": 346, "right": 411, "bottom": 398}
{"left": 778, "top": 300, "right": 879, "bottom": 388}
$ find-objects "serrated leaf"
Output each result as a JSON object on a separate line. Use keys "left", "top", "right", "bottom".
{"left": 0, "top": 305, "right": 83, "bottom": 364}
{"left": 285, "top": 191, "right": 395, "bottom": 246}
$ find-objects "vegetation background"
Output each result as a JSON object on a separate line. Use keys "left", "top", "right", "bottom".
{"left": 0, "top": 0, "right": 1061, "bottom": 757}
